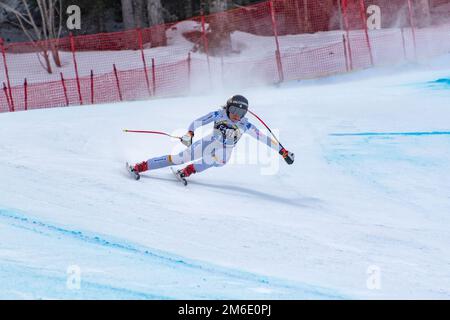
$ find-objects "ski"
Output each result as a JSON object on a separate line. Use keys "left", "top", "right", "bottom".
{"left": 170, "top": 167, "right": 188, "bottom": 186}
{"left": 126, "top": 162, "right": 140, "bottom": 180}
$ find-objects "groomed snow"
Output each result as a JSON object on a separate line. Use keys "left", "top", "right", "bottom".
{"left": 0, "top": 54, "right": 449, "bottom": 299}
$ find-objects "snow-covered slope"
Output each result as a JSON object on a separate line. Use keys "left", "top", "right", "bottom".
{"left": 0, "top": 55, "right": 449, "bottom": 299}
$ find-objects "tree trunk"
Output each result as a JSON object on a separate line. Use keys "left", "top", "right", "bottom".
{"left": 209, "top": 0, "right": 229, "bottom": 13}
{"left": 50, "top": 42, "right": 61, "bottom": 67}
{"left": 147, "top": 0, "right": 164, "bottom": 25}
{"left": 209, "top": 0, "right": 232, "bottom": 55}
{"left": 41, "top": 49, "right": 52, "bottom": 74}
{"left": 121, "top": 0, "right": 135, "bottom": 30}
{"left": 0, "top": 0, "right": 63, "bottom": 73}
{"left": 133, "top": 0, "right": 146, "bottom": 28}
{"left": 184, "top": 0, "right": 193, "bottom": 19}
{"left": 47, "top": 0, "right": 62, "bottom": 67}
{"left": 146, "top": 0, "right": 166, "bottom": 47}
{"left": 95, "top": 1, "right": 107, "bottom": 33}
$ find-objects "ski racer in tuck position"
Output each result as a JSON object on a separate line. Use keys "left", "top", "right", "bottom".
{"left": 129, "top": 95, "right": 294, "bottom": 182}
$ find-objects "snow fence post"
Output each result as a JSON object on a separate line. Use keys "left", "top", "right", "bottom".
{"left": 137, "top": 28, "right": 152, "bottom": 97}
{"left": 358, "top": 0, "right": 374, "bottom": 66}
{"left": 90, "top": 70, "right": 94, "bottom": 105}
{"left": 24, "top": 78, "right": 28, "bottom": 111}
{"left": 70, "top": 32, "right": 83, "bottom": 105}
{"left": 188, "top": 52, "right": 191, "bottom": 92}
{"left": 269, "top": 0, "right": 284, "bottom": 83}
{"left": 0, "top": 38, "right": 14, "bottom": 112}
{"left": 151, "top": 58, "right": 156, "bottom": 97}
{"left": 60, "top": 72, "right": 69, "bottom": 106}
{"left": 187, "top": 52, "right": 191, "bottom": 93}
{"left": 341, "top": 0, "right": 353, "bottom": 71}
{"left": 113, "top": 64, "right": 123, "bottom": 102}
{"left": 343, "top": 34, "right": 350, "bottom": 72}
{"left": 3, "top": 82, "right": 11, "bottom": 112}
{"left": 407, "top": 0, "right": 418, "bottom": 60}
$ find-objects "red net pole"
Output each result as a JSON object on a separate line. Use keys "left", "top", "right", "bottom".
{"left": 359, "top": 0, "right": 374, "bottom": 66}
{"left": 70, "top": 33, "right": 83, "bottom": 105}
{"left": 343, "top": 34, "right": 350, "bottom": 72}
{"left": 341, "top": 0, "right": 353, "bottom": 71}
{"left": 3, "top": 82, "right": 11, "bottom": 112}
{"left": 187, "top": 52, "right": 191, "bottom": 93}
{"left": 269, "top": 0, "right": 284, "bottom": 82}
{"left": 152, "top": 58, "right": 156, "bottom": 96}
{"left": 407, "top": 0, "right": 418, "bottom": 59}
{"left": 138, "top": 28, "right": 152, "bottom": 96}
{"left": 60, "top": 72, "right": 69, "bottom": 106}
{"left": 113, "top": 64, "right": 123, "bottom": 102}
{"left": 90, "top": 70, "right": 94, "bottom": 105}
{"left": 1, "top": 38, "right": 14, "bottom": 111}
{"left": 24, "top": 78, "right": 28, "bottom": 111}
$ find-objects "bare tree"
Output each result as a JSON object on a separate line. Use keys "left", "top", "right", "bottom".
{"left": 38, "top": 0, "right": 63, "bottom": 67}
{"left": 0, "top": 0, "right": 63, "bottom": 73}
{"left": 208, "top": 0, "right": 232, "bottom": 55}
{"left": 146, "top": 0, "right": 166, "bottom": 46}
{"left": 133, "top": 0, "right": 146, "bottom": 28}
{"left": 121, "top": 0, "right": 135, "bottom": 30}
{"left": 0, "top": 0, "right": 20, "bottom": 25}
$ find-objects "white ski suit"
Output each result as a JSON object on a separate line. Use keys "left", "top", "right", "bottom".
{"left": 145, "top": 108, "right": 281, "bottom": 173}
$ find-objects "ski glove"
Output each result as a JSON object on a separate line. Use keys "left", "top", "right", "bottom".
{"left": 181, "top": 131, "right": 194, "bottom": 147}
{"left": 279, "top": 148, "right": 295, "bottom": 165}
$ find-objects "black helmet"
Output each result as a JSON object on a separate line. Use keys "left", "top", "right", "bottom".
{"left": 226, "top": 95, "right": 248, "bottom": 118}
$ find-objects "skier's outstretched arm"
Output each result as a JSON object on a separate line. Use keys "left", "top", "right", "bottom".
{"left": 181, "top": 110, "right": 221, "bottom": 147}
{"left": 188, "top": 111, "right": 220, "bottom": 133}
{"left": 245, "top": 122, "right": 295, "bottom": 164}
{"left": 245, "top": 122, "right": 281, "bottom": 152}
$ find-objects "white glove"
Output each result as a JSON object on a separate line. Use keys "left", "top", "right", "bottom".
{"left": 181, "top": 131, "right": 194, "bottom": 147}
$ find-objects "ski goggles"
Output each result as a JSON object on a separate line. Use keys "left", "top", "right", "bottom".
{"left": 228, "top": 106, "right": 247, "bottom": 118}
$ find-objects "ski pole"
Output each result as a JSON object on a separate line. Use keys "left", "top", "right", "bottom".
{"left": 248, "top": 110, "right": 285, "bottom": 150}
{"left": 123, "top": 129, "right": 182, "bottom": 140}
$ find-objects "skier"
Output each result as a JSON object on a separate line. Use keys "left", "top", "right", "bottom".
{"left": 129, "top": 95, "right": 294, "bottom": 183}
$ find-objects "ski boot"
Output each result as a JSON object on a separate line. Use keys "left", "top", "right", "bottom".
{"left": 174, "top": 164, "right": 196, "bottom": 186}
{"left": 128, "top": 161, "right": 148, "bottom": 180}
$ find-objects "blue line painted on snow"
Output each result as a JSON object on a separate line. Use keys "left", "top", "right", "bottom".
{"left": 0, "top": 209, "right": 255, "bottom": 280}
{"left": 399, "top": 77, "right": 450, "bottom": 90}
{"left": 433, "top": 78, "right": 450, "bottom": 84}
{"left": 330, "top": 131, "right": 450, "bottom": 137}
{"left": 0, "top": 262, "right": 169, "bottom": 300}
{"left": 0, "top": 208, "right": 346, "bottom": 299}
{"left": 427, "top": 77, "right": 450, "bottom": 88}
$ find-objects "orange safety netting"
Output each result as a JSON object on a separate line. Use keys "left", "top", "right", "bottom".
{"left": 1, "top": 0, "right": 449, "bottom": 112}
